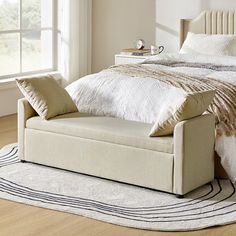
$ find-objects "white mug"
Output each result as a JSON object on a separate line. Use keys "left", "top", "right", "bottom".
{"left": 151, "top": 45, "right": 164, "bottom": 55}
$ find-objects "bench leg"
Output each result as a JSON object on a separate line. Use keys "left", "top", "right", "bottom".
{"left": 176, "top": 194, "right": 184, "bottom": 199}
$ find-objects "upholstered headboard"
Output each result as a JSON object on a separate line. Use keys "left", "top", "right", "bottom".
{"left": 180, "top": 11, "right": 236, "bottom": 48}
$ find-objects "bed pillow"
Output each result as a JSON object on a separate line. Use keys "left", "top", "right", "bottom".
{"left": 180, "top": 32, "right": 236, "bottom": 56}
{"left": 149, "top": 90, "right": 216, "bottom": 137}
{"left": 16, "top": 75, "right": 78, "bottom": 120}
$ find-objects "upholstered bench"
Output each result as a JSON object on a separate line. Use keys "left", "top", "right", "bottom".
{"left": 18, "top": 98, "right": 215, "bottom": 197}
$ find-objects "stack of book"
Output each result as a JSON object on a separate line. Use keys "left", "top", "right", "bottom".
{"left": 120, "top": 48, "right": 151, "bottom": 56}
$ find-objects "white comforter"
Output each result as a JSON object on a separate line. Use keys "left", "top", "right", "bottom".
{"left": 66, "top": 53, "right": 236, "bottom": 182}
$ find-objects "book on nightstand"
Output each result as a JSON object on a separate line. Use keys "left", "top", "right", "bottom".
{"left": 120, "top": 48, "right": 151, "bottom": 56}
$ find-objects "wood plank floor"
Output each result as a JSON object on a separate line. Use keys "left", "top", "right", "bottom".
{"left": 0, "top": 114, "right": 235, "bottom": 236}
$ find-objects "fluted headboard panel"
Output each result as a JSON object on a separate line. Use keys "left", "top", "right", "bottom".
{"left": 180, "top": 11, "right": 236, "bottom": 48}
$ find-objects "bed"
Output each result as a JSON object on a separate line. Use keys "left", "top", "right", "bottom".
{"left": 180, "top": 11, "right": 236, "bottom": 178}
{"left": 18, "top": 11, "right": 236, "bottom": 197}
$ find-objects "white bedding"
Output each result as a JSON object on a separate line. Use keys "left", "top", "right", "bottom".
{"left": 66, "top": 53, "right": 236, "bottom": 182}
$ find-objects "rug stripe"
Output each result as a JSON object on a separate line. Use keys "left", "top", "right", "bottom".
{"left": 0, "top": 146, "right": 17, "bottom": 159}
{"left": 0, "top": 178, "right": 235, "bottom": 221}
{"left": 0, "top": 177, "right": 220, "bottom": 215}
{"left": 0, "top": 150, "right": 19, "bottom": 167}
{"left": 0, "top": 180, "right": 236, "bottom": 223}
{"left": 0, "top": 149, "right": 18, "bottom": 161}
{"left": 0, "top": 154, "right": 18, "bottom": 164}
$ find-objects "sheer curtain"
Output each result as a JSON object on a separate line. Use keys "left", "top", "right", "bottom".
{"left": 59, "top": 0, "right": 92, "bottom": 83}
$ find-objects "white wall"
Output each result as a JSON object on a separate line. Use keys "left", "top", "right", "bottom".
{"left": 92, "top": 0, "right": 156, "bottom": 72}
{"left": 0, "top": 85, "right": 22, "bottom": 117}
{"left": 156, "top": 0, "right": 236, "bottom": 52}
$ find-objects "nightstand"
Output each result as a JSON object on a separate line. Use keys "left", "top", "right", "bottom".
{"left": 115, "top": 54, "right": 153, "bottom": 65}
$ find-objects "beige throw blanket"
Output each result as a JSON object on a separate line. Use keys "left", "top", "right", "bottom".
{"left": 108, "top": 63, "right": 236, "bottom": 137}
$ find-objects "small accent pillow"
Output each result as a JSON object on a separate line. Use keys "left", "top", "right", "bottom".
{"left": 149, "top": 90, "right": 216, "bottom": 137}
{"left": 180, "top": 32, "right": 236, "bottom": 56}
{"left": 16, "top": 75, "right": 78, "bottom": 120}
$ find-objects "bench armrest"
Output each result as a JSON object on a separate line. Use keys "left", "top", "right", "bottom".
{"left": 18, "top": 98, "right": 37, "bottom": 160}
{"left": 173, "top": 114, "right": 215, "bottom": 195}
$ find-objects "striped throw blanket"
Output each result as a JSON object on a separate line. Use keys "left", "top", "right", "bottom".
{"left": 108, "top": 63, "right": 236, "bottom": 137}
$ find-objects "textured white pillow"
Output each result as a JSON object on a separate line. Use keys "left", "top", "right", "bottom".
{"left": 180, "top": 32, "right": 236, "bottom": 56}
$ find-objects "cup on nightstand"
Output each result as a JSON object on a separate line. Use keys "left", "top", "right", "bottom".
{"left": 151, "top": 45, "right": 164, "bottom": 55}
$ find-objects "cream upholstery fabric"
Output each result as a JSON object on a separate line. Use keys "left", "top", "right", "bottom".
{"left": 18, "top": 99, "right": 37, "bottom": 160}
{"left": 149, "top": 90, "right": 215, "bottom": 137}
{"left": 18, "top": 98, "right": 215, "bottom": 195}
{"left": 25, "top": 129, "right": 174, "bottom": 192}
{"left": 27, "top": 113, "right": 174, "bottom": 154}
{"left": 16, "top": 75, "right": 78, "bottom": 120}
{"left": 174, "top": 114, "right": 215, "bottom": 194}
{"left": 180, "top": 32, "right": 236, "bottom": 56}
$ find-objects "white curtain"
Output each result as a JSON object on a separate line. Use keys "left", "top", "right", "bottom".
{"left": 60, "top": 0, "right": 92, "bottom": 83}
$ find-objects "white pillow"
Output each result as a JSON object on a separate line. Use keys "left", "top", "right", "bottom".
{"left": 180, "top": 32, "right": 236, "bottom": 56}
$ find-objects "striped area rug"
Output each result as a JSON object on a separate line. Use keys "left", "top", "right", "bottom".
{"left": 1, "top": 144, "right": 236, "bottom": 231}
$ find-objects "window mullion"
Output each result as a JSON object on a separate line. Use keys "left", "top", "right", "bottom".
{"left": 0, "top": 28, "right": 53, "bottom": 35}
{"left": 52, "top": 0, "right": 58, "bottom": 71}
{"left": 0, "top": 30, "right": 21, "bottom": 35}
{"left": 19, "top": 0, "right": 23, "bottom": 73}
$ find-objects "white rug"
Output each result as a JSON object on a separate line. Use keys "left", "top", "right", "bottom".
{"left": 1, "top": 144, "right": 236, "bottom": 232}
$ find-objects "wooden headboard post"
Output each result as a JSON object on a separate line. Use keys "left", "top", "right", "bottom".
{"left": 179, "top": 11, "right": 236, "bottom": 49}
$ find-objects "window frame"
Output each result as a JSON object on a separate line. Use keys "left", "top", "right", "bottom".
{"left": 0, "top": 0, "right": 58, "bottom": 80}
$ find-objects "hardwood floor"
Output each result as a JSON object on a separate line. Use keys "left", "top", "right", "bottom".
{"left": 0, "top": 114, "right": 235, "bottom": 236}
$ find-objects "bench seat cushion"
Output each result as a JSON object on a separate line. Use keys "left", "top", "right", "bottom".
{"left": 26, "top": 112, "right": 174, "bottom": 154}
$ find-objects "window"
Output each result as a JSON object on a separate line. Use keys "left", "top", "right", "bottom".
{"left": 0, "top": 0, "right": 57, "bottom": 79}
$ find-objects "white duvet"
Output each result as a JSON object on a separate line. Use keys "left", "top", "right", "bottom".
{"left": 66, "top": 53, "right": 236, "bottom": 182}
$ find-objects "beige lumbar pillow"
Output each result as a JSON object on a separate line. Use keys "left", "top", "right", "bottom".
{"left": 16, "top": 75, "right": 78, "bottom": 120}
{"left": 149, "top": 90, "right": 216, "bottom": 137}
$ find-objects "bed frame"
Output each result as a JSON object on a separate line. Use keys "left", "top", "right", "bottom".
{"left": 180, "top": 10, "right": 236, "bottom": 178}
{"left": 180, "top": 11, "right": 236, "bottom": 48}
